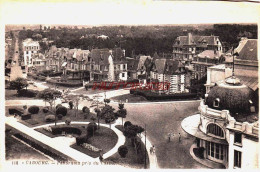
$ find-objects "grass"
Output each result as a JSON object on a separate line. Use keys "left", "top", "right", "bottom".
{"left": 5, "top": 89, "right": 36, "bottom": 100}
{"left": 70, "top": 126, "right": 118, "bottom": 158}
{"left": 5, "top": 124, "right": 74, "bottom": 161}
{"left": 6, "top": 105, "right": 115, "bottom": 128}
{"left": 5, "top": 128, "right": 50, "bottom": 161}
{"left": 110, "top": 94, "right": 148, "bottom": 103}
{"left": 72, "top": 87, "right": 106, "bottom": 95}
{"left": 104, "top": 125, "right": 148, "bottom": 169}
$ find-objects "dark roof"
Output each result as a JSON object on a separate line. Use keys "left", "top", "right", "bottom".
{"left": 89, "top": 48, "right": 110, "bottom": 65}
{"left": 127, "top": 58, "right": 138, "bottom": 71}
{"left": 153, "top": 59, "right": 185, "bottom": 75}
{"left": 236, "top": 39, "right": 257, "bottom": 61}
{"left": 174, "top": 34, "right": 219, "bottom": 47}
{"left": 206, "top": 77, "right": 255, "bottom": 114}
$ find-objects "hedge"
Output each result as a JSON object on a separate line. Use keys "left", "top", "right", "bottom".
{"left": 21, "top": 114, "right": 31, "bottom": 120}
{"left": 17, "top": 89, "right": 39, "bottom": 97}
{"left": 9, "top": 108, "right": 24, "bottom": 116}
{"left": 47, "top": 79, "right": 82, "bottom": 87}
{"left": 130, "top": 89, "right": 198, "bottom": 101}
{"left": 76, "top": 134, "right": 89, "bottom": 145}
{"left": 51, "top": 126, "right": 82, "bottom": 135}
{"left": 27, "top": 73, "right": 46, "bottom": 81}
{"left": 118, "top": 145, "right": 128, "bottom": 158}
{"left": 85, "top": 79, "right": 139, "bottom": 90}
{"left": 13, "top": 133, "right": 69, "bottom": 161}
{"left": 45, "top": 115, "right": 55, "bottom": 122}
{"left": 28, "top": 106, "right": 40, "bottom": 114}
{"left": 57, "top": 114, "right": 63, "bottom": 120}
{"left": 42, "top": 107, "right": 49, "bottom": 113}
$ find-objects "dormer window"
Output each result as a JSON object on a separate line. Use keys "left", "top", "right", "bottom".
{"left": 213, "top": 98, "right": 220, "bottom": 107}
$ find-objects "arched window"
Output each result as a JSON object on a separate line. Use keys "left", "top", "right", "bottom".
{"left": 213, "top": 98, "right": 220, "bottom": 107}
{"left": 207, "top": 123, "right": 224, "bottom": 138}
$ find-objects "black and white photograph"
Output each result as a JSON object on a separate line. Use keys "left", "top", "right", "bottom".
{"left": 1, "top": 0, "right": 259, "bottom": 171}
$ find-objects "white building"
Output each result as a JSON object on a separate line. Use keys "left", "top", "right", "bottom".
{"left": 23, "top": 38, "right": 40, "bottom": 72}
{"left": 182, "top": 76, "right": 259, "bottom": 169}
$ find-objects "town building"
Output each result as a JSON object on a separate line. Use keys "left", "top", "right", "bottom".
{"left": 22, "top": 38, "right": 40, "bottom": 72}
{"left": 150, "top": 59, "right": 188, "bottom": 94}
{"left": 126, "top": 57, "right": 138, "bottom": 80}
{"left": 172, "top": 33, "right": 223, "bottom": 66}
{"left": 182, "top": 75, "right": 259, "bottom": 169}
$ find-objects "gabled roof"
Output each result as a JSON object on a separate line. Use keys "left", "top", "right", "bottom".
{"left": 137, "top": 55, "right": 152, "bottom": 70}
{"left": 174, "top": 33, "right": 220, "bottom": 47}
{"left": 197, "top": 50, "right": 222, "bottom": 59}
{"left": 89, "top": 48, "right": 110, "bottom": 65}
{"left": 127, "top": 58, "right": 139, "bottom": 71}
{"left": 153, "top": 59, "right": 185, "bottom": 75}
{"left": 235, "top": 39, "right": 257, "bottom": 61}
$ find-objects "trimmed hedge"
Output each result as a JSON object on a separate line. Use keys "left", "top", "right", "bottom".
{"left": 130, "top": 89, "right": 198, "bottom": 101}
{"left": 9, "top": 108, "right": 24, "bottom": 116}
{"left": 17, "top": 89, "right": 39, "bottom": 97}
{"left": 85, "top": 79, "right": 139, "bottom": 90}
{"left": 47, "top": 79, "right": 82, "bottom": 87}
{"left": 82, "top": 106, "right": 89, "bottom": 113}
{"left": 13, "top": 133, "right": 68, "bottom": 161}
{"left": 118, "top": 145, "right": 128, "bottom": 158}
{"left": 21, "top": 114, "right": 31, "bottom": 120}
{"left": 87, "top": 122, "right": 98, "bottom": 136}
{"left": 27, "top": 73, "right": 46, "bottom": 81}
{"left": 45, "top": 115, "right": 55, "bottom": 122}
{"left": 51, "top": 126, "right": 82, "bottom": 135}
{"left": 124, "top": 121, "right": 132, "bottom": 129}
{"left": 56, "top": 106, "right": 67, "bottom": 116}
{"left": 76, "top": 134, "right": 89, "bottom": 145}
{"left": 56, "top": 104, "right": 62, "bottom": 109}
{"left": 42, "top": 107, "right": 49, "bottom": 113}
{"left": 57, "top": 114, "right": 63, "bottom": 120}
{"left": 28, "top": 106, "right": 40, "bottom": 114}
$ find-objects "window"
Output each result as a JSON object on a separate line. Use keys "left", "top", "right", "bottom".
{"left": 213, "top": 98, "right": 220, "bottom": 107}
{"left": 122, "top": 73, "right": 125, "bottom": 77}
{"left": 206, "top": 141, "right": 224, "bottom": 160}
{"left": 234, "top": 132, "right": 242, "bottom": 144}
{"left": 123, "top": 64, "right": 126, "bottom": 70}
{"left": 234, "top": 150, "right": 242, "bottom": 168}
{"left": 207, "top": 123, "right": 224, "bottom": 137}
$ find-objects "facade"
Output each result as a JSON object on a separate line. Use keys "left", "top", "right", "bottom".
{"left": 31, "top": 53, "right": 47, "bottom": 72}
{"left": 182, "top": 76, "right": 259, "bottom": 169}
{"left": 192, "top": 50, "right": 224, "bottom": 81}
{"left": 22, "top": 38, "right": 40, "bottom": 72}
{"left": 173, "top": 33, "right": 223, "bottom": 66}
{"left": 150, "top": 59, "right": 188, "bottom": 94}
{"left": 126, "top": 57, "right": 138, "bottom": 79}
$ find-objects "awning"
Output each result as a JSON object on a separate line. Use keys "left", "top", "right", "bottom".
{"left": 62, "top": 62, "right": 67, "bottom": 67}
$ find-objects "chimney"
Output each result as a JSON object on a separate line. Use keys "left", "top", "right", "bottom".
{"left": 188, "top": 33, "right": 192, "bottom": 45}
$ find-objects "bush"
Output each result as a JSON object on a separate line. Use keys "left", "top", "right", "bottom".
{"left": 42, "top": 107, "right": 49, "bottom": 113}
{"left": 21, "top": 114, "right": 31, "bottom": 120}
{"left": 9, "top": 108, "right": 23, "bottom": 116}
{"left": 17, "top": 89, "right": 39, "bottom": 97}
{"left": 57, "top": 114, "right": 63, "bottom": 120}
{"left": 76, "top": 134, "right": 89, "bottom": 145}
{"left": 124, "top": 121, "right": 132, "bottom": 129}
{"left": 47, "top": 79, "right": 82, "bottom": 87}
{"left": 56, "top": 106, "right": 67, "bottom": 116}
{"left": 51, "top": 126, "right": 82, "bottom": 135}
{"left": 82, "top": 106, "right": 90, "bottom": 113}
{"left": 118, "top": 145, "right": 128, "bottom": 158}
{"left": 56, "top": 104, "right": 62, "bottom": 109}
{"left": 69, "top": 101, "right": 73, "bottom": 109}
{"left": 28, "top": 106, "right": 40, "bottom": 114}
{"left": 87, "top": 122, "right": 97, "bottom": 136}
{"left": 45, "top": 115, "right": 55, "bottom": 122}
{"left": 65, "top": 118, "right": 71, "bottom": 125}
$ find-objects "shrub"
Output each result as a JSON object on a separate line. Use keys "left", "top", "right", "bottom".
{"left": 124, "top": 121, "right": 132, "bottom": 129}
{"left": 87, "top": 122, "right": 97, "bottom": 136}
{"left": 76, "top": 134, "right": 88, "bottom": 145}
{"left": 21, "top": 114, "right": 31, "bottom": 120}
{"left": 65, "top": 118, "right": 71, "bottom": 125}
{"left": 28, "top": 106, "right": 40, "bottom": 114}
{"left": 45, "top": 115, "right": 55, "bottom": 122}
{"left": 82, "top": 106, "right": 89, "bottom": 113}
{"left": 57, "top": 114, "right": 63, "bottom": 120}
{"left": 9, "top": 108, "right": 23, "bottom": 116}
{"left": 51, "top": 126, "right": 82, "bottom": 136}
{"left": 17, "top": 89, "right": 39, "bottom": 97}
{"left": 42, "top": 107, "right": 49, "bottom": 113}
{"left": 69, "top": 101, "right": 73, "bottom": 109}
{"left": 56, "top": 106, "right": 67, "bottom": 116}
{"left": 118, "top": 145, "right": 128, "bottom": 158}
{"left": 56, "top": 104, "right": 62, "bottom": 109}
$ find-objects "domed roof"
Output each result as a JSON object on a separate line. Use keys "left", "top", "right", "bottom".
{"left": 206, "top": 76, "right": 255, "bottom": 113}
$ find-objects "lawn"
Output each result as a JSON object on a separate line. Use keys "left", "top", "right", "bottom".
{"left": 5, "top": 129, "right": 50, "bottom": 160}
{"left": 5, "top": 89, "right": 36, "bottom": 100}
{"left": 6, "top": 105, "right": 116, "bottom": 128}
{"left": 110, "top": 94, "right": 148, "bottom": 103}
{"left": 121, "top": 101, "right": 207, "bottom": 169}
{"left": 70, "top": 126, "right": 118, "bottom": 158}
{"left": 104, "top": 125, "right": 148, "bottom": 169}
{"left": 72, "top": 87, "right": 107, "bottom": 95}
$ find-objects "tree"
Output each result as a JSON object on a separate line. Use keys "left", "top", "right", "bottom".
{"left": 82, "top": 106, "right": 90, "bottom": 119}
{"left": 100, "top": 105, "right": 116, "bottom": 128}
{"left": 123, "top": 124, "right": 144, "bottom": 154}
{"left": 94, "top": 108, "right": 101, "bottom": 129}
{"left": 104, "top": 112, "right": 115, "bottom": 128}
{"left": 117, "top": 103, "right": 127, "bottom": 126}
{"left": 9, "top": 77, "right": 28, "bottom": 93}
